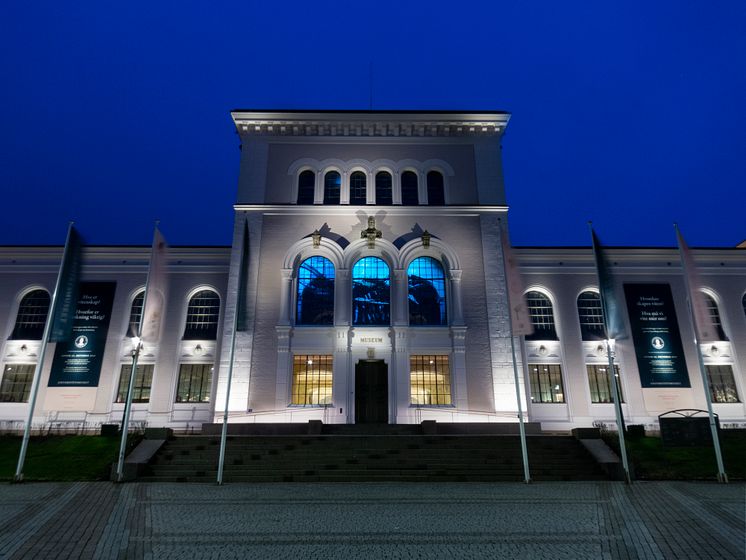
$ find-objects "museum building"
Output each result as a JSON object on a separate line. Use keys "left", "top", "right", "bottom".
{"left": 0, "top": 110, "right": 744, "bottom": 433}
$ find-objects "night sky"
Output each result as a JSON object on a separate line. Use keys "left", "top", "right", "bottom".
{"left": 2, "top": 2, "right": 744, "bottom": 248}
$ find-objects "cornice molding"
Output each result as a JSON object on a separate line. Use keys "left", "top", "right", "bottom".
{"left": 231, "top": 111, "right": 510, "bottom": 138}
{"left": 233, "top": 204, "right": 509, "bottom": 216}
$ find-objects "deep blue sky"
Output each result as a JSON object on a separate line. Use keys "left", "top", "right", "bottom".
{"left": 2, "top": 1, "right": 744, "bottom": 247}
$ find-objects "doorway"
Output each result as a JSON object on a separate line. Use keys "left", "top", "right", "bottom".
{"left": 354, "top": 360, "right": 388, "bottom": 424}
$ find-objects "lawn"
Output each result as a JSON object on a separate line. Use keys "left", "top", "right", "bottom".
{"left": 0, "top": 435, "right": 138, "bottom": 481}
{"left": 615, "top": 431, "right": 746, "bottom": 480}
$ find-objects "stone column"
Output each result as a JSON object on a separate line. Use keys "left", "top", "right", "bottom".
{"left": 449, "top": 269, "right": 464, "bottom": 326}
{"left": 278, "top": 269, "right": 293, "bottom": 325}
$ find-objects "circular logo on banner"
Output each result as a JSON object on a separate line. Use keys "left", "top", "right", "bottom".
{"left": 651, "top": 336, "right": 665, "bottom": 350}
{"left": 74, "top": 335, "right": 89, "bottom": 349}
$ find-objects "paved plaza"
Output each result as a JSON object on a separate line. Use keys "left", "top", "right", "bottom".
{"left": 0, "top": 481, "right": 743, "bottom": 559}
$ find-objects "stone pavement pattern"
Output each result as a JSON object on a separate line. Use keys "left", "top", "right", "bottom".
{"left": 0, "top": 481, "right": 743, "bottom": 559}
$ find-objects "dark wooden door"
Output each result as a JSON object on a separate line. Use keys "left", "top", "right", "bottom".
{"left": 355, "top": 360, "right": 388, "bottom": 424}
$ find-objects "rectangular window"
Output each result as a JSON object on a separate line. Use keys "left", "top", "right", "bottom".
{"left": 115, "top": 364, "right": 154, "bottom": 403}
{"left": 706, "top": 365, "right": 740, "bottom": 403}
{"left": 292, "top": 355, "right": 333, "bottom": 405}
{"left": 410, "top": 355, "right": 452, "bottom": 405}
{"left": 0, "top": 364, "right": 35, "bottom": 402}
{"left": 587, "top": 364, "right": 624, "bottom": 403}
{"left": 528, "top": 364, "right": 565, "bottom": 403}
{"left": 176, "top": 364, "right": 213, "bottom": 403}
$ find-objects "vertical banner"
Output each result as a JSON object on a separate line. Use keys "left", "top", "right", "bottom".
{"left": 48, "top": 282, "right": 116, "bottom": 387}
{"left": 624, "top": 283, "right": 690, "bottom": 388}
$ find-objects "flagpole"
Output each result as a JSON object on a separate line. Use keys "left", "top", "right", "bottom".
{"left": 14, "top": 222, "right": 75, "bottom": 482}
{"left": 115, "top": 224, "right": 158, "bottom": 482}
{"left": 674, "top": 224, "right": 728, "bottom": 483}
{"left": 217, "top": 220, "right": 249, "bottom": 485}
{"left": 588, "top": 223, "right": 631, "bottom": 484}
{"left": 216, "top": 301, "right": 239, "bottom": 485}
{"left": 498, "top": 220, "right": 531, "bottom": 483}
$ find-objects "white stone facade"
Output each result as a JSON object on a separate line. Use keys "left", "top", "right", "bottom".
{"left": 0, "top": 110, "right": 743, "bottom": 432}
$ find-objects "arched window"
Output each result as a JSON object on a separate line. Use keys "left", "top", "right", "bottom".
{"left": 352, "top": 257, "right": 390, "bottom": 325}
{"left": 10, "top": 289, "right": 50, "bottom": 340}
{"left": 525, "top": 291, "right": 558, "bottom": 341}
{"left": 183, "top": 290, "right": 220, "bottom": 340}
{"left": 296, "top": 256, "right": 335, "bottom": 325}
{"left": 408, "top": 257, "right": 447, "bottom": 325}
{"left": 349, "top": 171, "right": 367, "bottom": 205}
{"left": 577, "top": 291, "right": 604, "bottom": 341}
{"left": 702, "top": 292, "right": 728, "bottom": 341}
{"left": 375, "top": 171, "right": 393, "bottom": 205}
{"left": 323, "top": 171, "right": 341, "bottom": 204}
{"left": 297, "top": 170, "right": 315, "bottom": 204}
{"left": 127, "top": 290, "right": 145, "bottom": 337}
{"left": 401, "top": 171, "right": 419, "bottom": 205}
{"left": 426, "top": 171, "right": 445, "bottom": 206}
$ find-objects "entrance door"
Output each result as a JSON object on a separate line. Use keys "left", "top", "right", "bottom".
{"left": 355, "top": 360, "right": 388, "bottom": 423}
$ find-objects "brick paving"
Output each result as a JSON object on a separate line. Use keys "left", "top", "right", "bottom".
{"left": 0, "top": 481, "right": 742, "bottom": 559}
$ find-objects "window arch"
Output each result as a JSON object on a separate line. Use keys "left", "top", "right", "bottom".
{"left": 400, "top": 171, "right": 419, "bottom": 205}
{"left": 296, "top": 256, "right": 335, "bottom": 325}
{"left": 183, "top": 290, "right": 220, "bottom": 340}
{"left": 127, "top": 290, "right": 145, "bottom": 337}
{"left": 577, "top": 291, "right": 604, "bottom": 341}
{"left": 702, "top": 292, "right": 728, "bottom": 341}
{"left": 352, "top": 257, "right": 390, "bottom": 325}
{"left": 10, "top": 289, "right": 50, "bottom": 340}
{"left": 525, "top": 291, "right": 558, "bottom": 341}
{"left": 426, "top": 171, "right": 445, "bottom": 206}
{"left": 297, "top": 170, "right": 315, "bottom": 204}
{"left": 408, "top": 257, "right": 447, "bottom": 325}
{"left": 349, "top": 171, "right": 367, "bottom": 205}
{"left": 323, "top": 171, "right": 341, "bottom": 204}
{"left": 375, "top": 171, "right": 393, "bottom": 205}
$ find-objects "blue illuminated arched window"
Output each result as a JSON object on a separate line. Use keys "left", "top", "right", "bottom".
{"left": 352, "top": 257, "right": 390, "bottom": 325}
{"left": 408, "top": 257, "right": 447, "bottom": 325}
{"left": 296, "top": 256, "right": 335, "bottom": 325}
{"left": 323, "top": 171, "right": 341, "bottom": 204}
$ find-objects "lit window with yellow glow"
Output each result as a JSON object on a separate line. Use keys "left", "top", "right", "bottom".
{"left": 291, "top": 355, "right": 333, "bottom": 405}
{"left": 410, "top": 355, "right": 452, "bottom": 405}
{"left": 528, "top": 364, "right": 565, "bottom": 403}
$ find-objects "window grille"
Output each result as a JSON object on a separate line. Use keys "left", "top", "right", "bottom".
{"left": 183, "top": 290, "right": 220, "bottom": 340}
{"left": 352, "top": 257, "right": 390, "bottom": 325}
{"left": 0, "top": 364, "right": 35, "bottom": 402}
{"left": 577, "top": 291, "right": 605, "bottom": 341}
{"left": 528, "top": 364, "right": 565, "bottom": 403}
{"left": 349, "top": 171, "right": 367, "bottom": 205}
{"left": 375, "top": 172, "right": 393, "bottom": 205}
{"left": 410, "top": 355, "right": 452, "bottom": 405}
{"left": 706, "top": 365, "right": 740, "bottom": 403}
{"left": 323, "top": 171, "right": 341, "bottom": 204}
{"left": 408, "top": 257, "right": 447, "bottom": 325}
{"left": 587, "top": 364, "right": 623, "bottom": 403}
{"left": 10, "top": 290, "right": 50, "bottom": 340}
{"left": 115, "top": 364, "right": 154, "bottom": 403}
{"left": 291, "top": 355, "right": 333, "bottom": 405}
{"left": 702, "top": 293, "right": 728, "bottom": 341}
{"left": 297, "top": 170, "right": 315, "bottom": 204}
{"left": 176, "top": 363, "right": 213, "bottom": 403}
{"left": 127, "top": 291, "right": 145, "bottom": 337}
{"left": 426, "top": 171, "right": 445, "bottom": 205}
{"left": 400, "top": 171, "right": 419, "bottom": 205}
{"left": 296, "top": 256, "right": 335, "bottom": 325}
{"left": 525, "top": 291, "right": 558, "bottom": 341}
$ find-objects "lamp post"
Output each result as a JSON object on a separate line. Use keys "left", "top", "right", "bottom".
{"left": 606, "top": 338, "right": 631, "bottom": 484}
{"left": 116, "top": 335, "right": 141, "bottom": 482}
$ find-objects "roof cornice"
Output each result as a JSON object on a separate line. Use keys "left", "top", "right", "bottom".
{"left": 230, "top": 110, "right": 510, "bottom": 138}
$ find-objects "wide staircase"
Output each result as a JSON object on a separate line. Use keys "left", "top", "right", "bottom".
{"left": 140, "top": 432, "right": 608, "bottom": 482}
